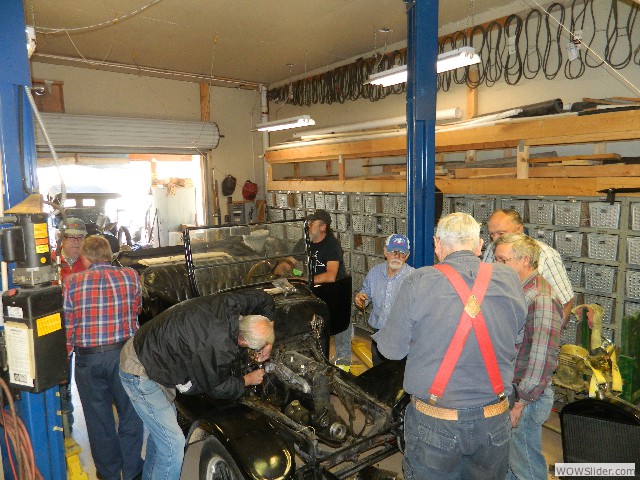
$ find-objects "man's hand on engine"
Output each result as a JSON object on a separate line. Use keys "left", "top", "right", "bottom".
{"left": 256, "top": 343, "right": 272, "bottom": 362}
{"left": 244, "top": 368, "right": 266, "bottom": 386}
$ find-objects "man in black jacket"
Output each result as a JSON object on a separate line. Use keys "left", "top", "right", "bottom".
{"left": 119, "top": 289, "right": 275, "bottom": 480}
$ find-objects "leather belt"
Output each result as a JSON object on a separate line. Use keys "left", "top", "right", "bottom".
{"left": 74, "top": 339, "right": 128, "bottom": 355}
{"left": 412, "top": 396, "right": 509, "bottom": 421}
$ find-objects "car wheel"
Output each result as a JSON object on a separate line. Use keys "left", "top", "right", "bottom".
{"left": 200, "top": 436, "right": 244, "bottom": 480}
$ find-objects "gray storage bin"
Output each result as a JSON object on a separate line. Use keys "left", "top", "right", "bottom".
{"left": 500, "top": 198, "right": 526, "bottom": 220}
{"left": 314, "top": 193, "right": 326, "bottom": 210}
{"left": 382, "top": 196, "right": 395, "bottom": 214}
{"left": 266, "top": 192, "right": 275, "bottom": 207}
{"left": 625, "top": 270, "right": 640, "bottom": 300}
{"left": 294, "top": 192, "right": 304, "bottom": 209}
{"left": 304, "top": 192, "right": 316, "bottom": 210}
{"left": 441, "top": 197, "right": 452, "bottom": 217}
{"left": 530, "top": 228, "right": 554, "bottom": 246}
{"left": 381, "top": 216, "right": 396, "bottom": 235}
{"left": 339, "top": 232, "right": 353, "bottom": 250}
{"left": 295, "top": 209, "right": 306, "bottom": 219}
{"left": 564, "top": 262, "right": 583, "bottom": 287}
{"left": 584, "top": 264, "right": 616, "bottom": 294}
{"left": 394, "top": 196, "right": 407, "bottom": 216}
{"left": 368, "top": 255, "right": 385, "bottom": 270}
{"left": 267, "top": 223, "right": 285, "bottom": 240}
{"left": 396, "top": 218, "right": 407, "bottom": 236}
{"left": 624, "top": 301, "right": 640, "bottom": 316}
{"left": 588, "top": 202, "right": 620, "bottom": 229}
{"left": 560, "top": 319, "right": 579, "bottom": 345}
{"left": 351, "top": 215, "right": 365, "bottom": 233}
{"left": 323, "top": 194, "right": 337, "bottom": 211}
{"left": 554, "top": 231, "right": 584, "bottom": 258}
{"left": 343, "top": 251, "right": 351, "bottom": 271}
{"left": 336, "top": 194, "right": 349, "bottom": 212}
{"left": 364, "top": 195, "right": 383, "bottom": 214}
{"left": 268, "top": 207, "right": 285, "bottom": 221}
{"left": 473, "top": 198, "right": 495, "bottom": 223}
{"left": 364, "top": 216, "right": 378, "bottom": 234}
{"left": 351, "top": 253, "right": 367, "bottom": 273}
{"left": 631, "top": 203, "right": 640, "bottom": 231}
{"left": 528, "top": 199, "right": 554, "bottom": 225}
{"left": 587, "top": 233, "right": 618, "bottom": 261}
{"left": 361, "top": 236, "right": 377, "bottom": 255}
{"left": 284, "top": 209, "right": 295, "bottom": 220}
{"left": 350, "top": 194, "right": 364, "bottom": 212}
{"left": 554, "top": 201, "right": 582, "bottom": 227}
{"left": 627, "top": 237, "right": 640, "bottom": 265}
{"left": 335, "top": 213, "right": 349, "bottom": 232}
{"left": 453, "top": 197, "right": 474, "bottom": 216}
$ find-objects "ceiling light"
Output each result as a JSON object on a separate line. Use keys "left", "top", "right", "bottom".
{"left": 365, "top": 46, "right": 482, "bottom": 86}
{"left": 436, "top": 46, "right": 481, "bottom": 74}
{"left": 255, "top": 115, "right": 315, "bottom": 132}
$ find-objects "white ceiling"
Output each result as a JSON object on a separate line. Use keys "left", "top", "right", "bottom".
{"left": 26, "top": 0, "right": 521, "bottom": 87}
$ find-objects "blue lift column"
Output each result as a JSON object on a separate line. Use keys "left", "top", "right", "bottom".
{"left": 405, "top": 0, "right": 438, "bottom": 268}
{"left": 0, "top": 1, "right": 66, "bottom": 479}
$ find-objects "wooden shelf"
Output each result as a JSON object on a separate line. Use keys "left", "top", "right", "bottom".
{"left": 264, "top": 109, "right": 640, "bottom": 197}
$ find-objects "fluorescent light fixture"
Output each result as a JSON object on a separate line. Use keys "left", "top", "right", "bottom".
{"left": 365, "top": 46, "right": 482, "bottom": 86}
{"left": 436, "top": 46, "right": 481, "bottom": 74}
{"left": 365, "top": 64, "right": 408, "bottom": 87}
{"left": 255, "top": 115, "right": 315, "bottom": 132}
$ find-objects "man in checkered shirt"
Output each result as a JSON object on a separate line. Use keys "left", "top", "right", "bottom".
{"left": 483, "top": 209, "right": 574, "bottom": 322}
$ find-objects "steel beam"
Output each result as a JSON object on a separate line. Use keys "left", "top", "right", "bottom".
{"left": 405, "top": 0, "right": 438, "bottom": 268}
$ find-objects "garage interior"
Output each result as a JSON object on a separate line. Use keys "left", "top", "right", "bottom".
{"left": 1, "top": 0, "right": 640, "bottom": 478}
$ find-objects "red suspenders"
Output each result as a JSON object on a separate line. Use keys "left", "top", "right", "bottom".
{"left": 428, "top": 263, "right": 505, "bottom": 404}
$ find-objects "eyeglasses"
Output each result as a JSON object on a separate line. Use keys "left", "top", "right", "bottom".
{"left": 494, "top": 256, "right": 515, "bottom": 264}
{"left": 388, "top": 250, "right": 407, "bottom": 258}
{"left": 64, "top": 235, "right": 85, "bottom": 243}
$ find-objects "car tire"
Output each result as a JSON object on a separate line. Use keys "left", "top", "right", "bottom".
{"left": 199, "top": 436, "right": 244, "bottom": 480}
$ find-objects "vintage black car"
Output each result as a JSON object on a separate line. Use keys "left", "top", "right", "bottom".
{"left": 115, "top": 220, "right": 408, "bottom": 480}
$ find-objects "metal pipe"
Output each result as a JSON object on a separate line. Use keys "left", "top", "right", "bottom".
{"left": 32, "top": 53, "right": 262, "bottom": 90}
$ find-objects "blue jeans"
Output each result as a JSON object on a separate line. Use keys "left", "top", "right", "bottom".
{"left": 119, "top": 371, "right": 186, "bottom": 480}
{"left": 74, "top": 349, "right": 143, "bottom": 480}
{"left": 403, "top": 400, "right": 512, "bottom": 480}
{"left": 506, "top": 386, "right": 554, "bottom": 480}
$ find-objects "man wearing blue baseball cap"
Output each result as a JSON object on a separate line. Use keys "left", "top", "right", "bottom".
{"left": 355, "top": 233, "right": 414, "bottom": 365}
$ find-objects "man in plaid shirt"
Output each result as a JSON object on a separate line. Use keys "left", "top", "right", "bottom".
{"left": 64, "top": 236, "right": 143, "bottom": 480}
{"left": 493, "top": 233, "right": 563, "bottom": 480}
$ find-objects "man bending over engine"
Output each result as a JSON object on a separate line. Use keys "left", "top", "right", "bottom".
{"left": 119, "top": 289, "right": 275, "bottom": 480}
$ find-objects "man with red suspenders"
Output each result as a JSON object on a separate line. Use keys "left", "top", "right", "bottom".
{"left": 373, "top": 212, "right": 527, "bottom": 480}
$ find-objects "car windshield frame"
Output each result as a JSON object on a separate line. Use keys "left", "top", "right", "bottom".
{"left": 183, "top": 219, "right": 311, "bottom": 297}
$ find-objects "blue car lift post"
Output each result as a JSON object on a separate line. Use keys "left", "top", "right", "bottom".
{"left": 0, "top": 1, "right": 66, "bottom": 478}
{"left": 406, "top": 0, "right": 438, "bottom": 268}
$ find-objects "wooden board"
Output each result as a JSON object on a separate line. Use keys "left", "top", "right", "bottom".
{"left": 454, "top": 163, "right": 640, "bottom": 179}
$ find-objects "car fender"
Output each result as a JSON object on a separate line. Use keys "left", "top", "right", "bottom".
{"left": 182, "top": 400, "right": 295, "bottom": 480}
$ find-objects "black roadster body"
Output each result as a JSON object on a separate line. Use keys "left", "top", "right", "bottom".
{"left": 116, "top": 220, "right": 408, "bottom": 479}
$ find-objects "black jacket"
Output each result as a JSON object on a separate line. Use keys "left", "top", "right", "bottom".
{"left": 134, "top": 289, "right": 276, "bottom": 399}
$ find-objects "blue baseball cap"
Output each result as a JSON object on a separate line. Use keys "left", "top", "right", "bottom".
{"left": 386, "top": 234, "right": 410, "bottom": 254}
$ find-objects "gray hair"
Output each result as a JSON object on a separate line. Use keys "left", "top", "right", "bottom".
{"left": 239, "top": 315, "right": 274, "bottom": 349}
{"left": 435, "top": 212, "right": 480, "bottom": 249}
{"left": 494, "top": 233, "right": 539, "bottom": 268}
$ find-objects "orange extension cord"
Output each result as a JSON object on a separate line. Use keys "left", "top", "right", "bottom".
{"left": 0, "top": 378, "right": 43, "bottom": 480}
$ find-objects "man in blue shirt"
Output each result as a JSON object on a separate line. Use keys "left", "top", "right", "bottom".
{"left": 355, "top": 233, "right": 414, "bottom": 365}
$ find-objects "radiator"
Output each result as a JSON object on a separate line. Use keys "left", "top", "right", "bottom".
{"left": 560, "top": 397, "right": 640, "bottom": 477}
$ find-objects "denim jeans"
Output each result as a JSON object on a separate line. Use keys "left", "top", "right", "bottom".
{"left": 403, "top": 400, "right": 512, "bottom": 480}
{"left": 74, "top": 349, "right": 143, "bottom": 480}
{"left": 119, "top": 370, "right": 186, "bottom": 480}
{"left": 333, "top": 323, "right": 353, "bottom": 366}
{"left": 506, "top": 386, "right": 554, "bottom": 480}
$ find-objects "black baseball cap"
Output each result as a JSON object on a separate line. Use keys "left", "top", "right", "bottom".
{"left": 306, "top": 209, "right": 332, "bottom": 226}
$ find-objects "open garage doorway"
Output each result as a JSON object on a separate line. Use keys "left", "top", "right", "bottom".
{"left": 37, "top": 154, "right": 204, "bottom": 252}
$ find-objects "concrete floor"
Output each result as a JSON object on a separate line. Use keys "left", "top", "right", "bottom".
{"left": 69, "top": 331, "right": 565, "bottom": 479}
